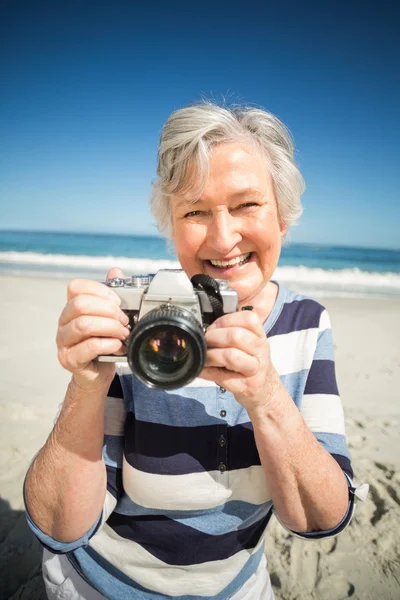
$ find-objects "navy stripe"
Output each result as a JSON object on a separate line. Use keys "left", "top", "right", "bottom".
{"left": 107, "top": 374, "right": 124, "bottom": 399}
{"left": 331, "top": 453, "right": 354, "bottom": 480}
{"left": 124, "top": 414, "right": 260, "bottom": 474}
{"left": 106, "top": 465, "right": 123, "bottom": 501}
{"left": 304, "top": 359, "right": 339, "bottom": 395}
{"left": 268, "top": 298, "right": 323, "bottom": 337}
{"left": 228, "top": 421, "right": 261, "bottom": 469}
{"left": 113, "top": 496, "right": 272, "bottom": 534}
{"left": 106, "top": 510, "right": 272, "bottom": 565}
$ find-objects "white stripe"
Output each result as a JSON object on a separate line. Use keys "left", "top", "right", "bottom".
{"left": 300, "top": 394, "right": 345, "bottom": 435}
{"left": 269, "top": 328, "right": 318, "bottom": 375}
{"left": 122, "top": 460, "right": 271, "bottom": 510}
{"left": 101, "top": 490, "right": 118, "bottom": 527}
{"left": 319, "top": 309, "right": 331, "bottom": 333}
{"left": 90, "top": 526, "right": 265, "bottom": 596}
{"left": 229, "top": 467, "right": 272, "bottom": 504}
{"left": 116, "top": 362, "right": 133, "bottom": 376}
{"left": 104, "top": 397, "right": 126, "bottom": 436}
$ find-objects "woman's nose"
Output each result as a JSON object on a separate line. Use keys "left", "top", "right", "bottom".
{"left": 206, "top": 211, "right": 242, "bottom": 255}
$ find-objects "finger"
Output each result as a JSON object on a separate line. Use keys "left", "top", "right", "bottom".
{"left": 59, "top": 337, "right": 126, "bottom": 373}
{"left": 200, "top": 366, "right": 243, "bottom": 382}
{"left": 113, "top": 345, "right": 128, "bottom": 356}
{"left": 205, "top": 327, "right": 263, "bottom": 356}
{"left": 58, "top": 316, "right": 130, "bottom": 348}
{"left": 205, "top": 347, "right": 259, "bottom": 377}
{"left": 67, "top": 278, "right": 121, "bottom": 305}
{"left": 106, "top": 266, "right": 125, "bottom": 280}
{"left": 59, "top": 295, "right": 129, "bottom": 327}
{"left": 208, "top": 311, "right": 265, "bottom": 338}
{"left": 200, "top": 366, "right": 246, "bottom": 391}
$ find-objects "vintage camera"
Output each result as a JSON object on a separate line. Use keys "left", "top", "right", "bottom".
{"left": 97, "top": 269, "right": 238, "bottom": 390}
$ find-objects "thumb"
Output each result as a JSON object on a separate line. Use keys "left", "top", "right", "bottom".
{"left": 106, "top": 266, "right": 125, "bottom": 280}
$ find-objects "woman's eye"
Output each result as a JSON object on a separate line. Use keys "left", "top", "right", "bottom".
{"left": 184, "top": 210, "right": 204, "bottom": 218}
{"left": 237, "top": 202, "right": 258, "bottom": 210}
{"left": 183, "top": 204, "right": 257, "bottom": 218}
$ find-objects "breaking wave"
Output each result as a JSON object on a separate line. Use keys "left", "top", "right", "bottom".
{"left": 1, "top": 251, "right": 400, "bottom": 297}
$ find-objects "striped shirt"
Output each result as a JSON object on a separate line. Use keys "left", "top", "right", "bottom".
{"left": 25, "top": 284, "right": 355, "bottom": 599}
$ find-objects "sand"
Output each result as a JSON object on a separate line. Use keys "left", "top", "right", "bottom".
{"left": 0, "top": 275, "right": 399, "bottom": 600}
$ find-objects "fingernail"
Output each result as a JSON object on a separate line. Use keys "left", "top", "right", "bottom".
{"left": 120, "top": 313, "right": 129, "bottom": 326}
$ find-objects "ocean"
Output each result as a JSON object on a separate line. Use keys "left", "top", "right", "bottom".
{"left": 1, "top": 230, "right": 399, "bottom": 298}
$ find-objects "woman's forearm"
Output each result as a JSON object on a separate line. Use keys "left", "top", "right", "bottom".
{"left": 248, "top": 375, "right": 349, "bottom": 533}
{"left": 25, "top": 377, "right": 109, "bottom": 543}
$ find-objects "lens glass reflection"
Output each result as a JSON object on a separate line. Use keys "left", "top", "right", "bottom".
{"left": 139, "top": 329, "right": 193, "bottom": 378}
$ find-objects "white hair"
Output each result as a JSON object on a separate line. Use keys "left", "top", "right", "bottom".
{"left": 150, "top": 102, "right": 305, "bottom": 238}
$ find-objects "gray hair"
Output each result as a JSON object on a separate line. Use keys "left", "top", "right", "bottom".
{"left": 150, "top": 102, "right": 305, "bottom": 238}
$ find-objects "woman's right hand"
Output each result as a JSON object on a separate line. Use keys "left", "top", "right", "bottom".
{"left": 56, "top": 267, "right": 131, "bottom": 391}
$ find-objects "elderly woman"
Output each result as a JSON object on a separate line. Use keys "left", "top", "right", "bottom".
{"left": 24, "top": 103, "right": 362, "bottom": 600}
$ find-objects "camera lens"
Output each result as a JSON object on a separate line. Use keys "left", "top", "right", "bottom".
{"left": 127, "top": 304, "right": 206, "bottom": 390}
{"left": 141, "top": 329, "right": 192, "bottom": 375}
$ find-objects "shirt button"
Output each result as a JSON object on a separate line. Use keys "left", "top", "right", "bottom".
{"left": 219, "top": 386, "right": 226, "bottom": 393}
{"left": 219, "top": 435, "right": 226, "bottom": 447}
{"left": 219, "top": 463, "right": 227, "bottom": 473}
{"left": 220, "top": 409, "right": 227, "bottom": 417}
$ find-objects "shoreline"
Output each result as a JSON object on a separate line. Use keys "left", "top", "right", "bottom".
{"left": 1, "top": 270, "right": 400, "bottom": 300}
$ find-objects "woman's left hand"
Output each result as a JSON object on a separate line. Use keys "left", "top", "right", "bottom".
{"left": 200, "top": 310, "right": 280, "bottom": 413}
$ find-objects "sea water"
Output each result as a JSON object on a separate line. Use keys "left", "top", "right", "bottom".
{"left": 0, "top": 230, "right": 399, "bottom": 298}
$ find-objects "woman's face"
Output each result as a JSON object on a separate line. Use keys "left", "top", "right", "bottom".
{"left": 171, "top": 143, "right": 286, "bottom": 308}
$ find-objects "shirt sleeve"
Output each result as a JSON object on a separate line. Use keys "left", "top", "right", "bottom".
{"left": 24, "top": 373, "right": 125, "bottom": 553}
{"left": 277, "top": 307, "right": 367, "bottom": 540}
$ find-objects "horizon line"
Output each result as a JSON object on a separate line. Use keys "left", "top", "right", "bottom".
{"left": 0, "top": 228, "right": 399, "bottom": 253}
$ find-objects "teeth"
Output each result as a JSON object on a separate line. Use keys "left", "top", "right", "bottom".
{"left": 210, "top": 252, "right": 251, "bottom": 268}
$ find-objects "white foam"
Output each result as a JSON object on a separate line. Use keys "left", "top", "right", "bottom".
{"left": 274, "top": 266, "right": 400, "bottom": 297}
{"left": 0, "top": 251, "right": 180, "bottom": 273}
{"left": 1, "top": 252, "right": 400, "bottom": 297}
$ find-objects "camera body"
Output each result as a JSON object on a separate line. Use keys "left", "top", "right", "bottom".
{"left": 98, "top": 269, "right": 238, "bottom": 389}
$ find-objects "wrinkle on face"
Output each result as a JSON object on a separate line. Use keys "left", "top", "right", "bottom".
{"left": 171, "top": 143, "right": 285, "bottom": 316}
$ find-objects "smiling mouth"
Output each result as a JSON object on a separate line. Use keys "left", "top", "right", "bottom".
{"left": 207, "top": 252, "right": 252, "bottom": 269}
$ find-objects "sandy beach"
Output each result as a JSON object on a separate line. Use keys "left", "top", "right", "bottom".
{"left": 0, "top": 274, "right": 399, "bottom": 600}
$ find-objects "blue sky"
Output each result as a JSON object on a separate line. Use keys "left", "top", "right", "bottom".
{"left": 1, "top": 0, "right": 399, "bottom": 248}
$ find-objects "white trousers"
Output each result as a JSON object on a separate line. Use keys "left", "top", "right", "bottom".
{"left": 42, "top": 548, "right": 275, "bottom": 600}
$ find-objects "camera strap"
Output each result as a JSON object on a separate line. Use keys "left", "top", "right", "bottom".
{"left": 191, "top": 274, "right": 224, "bottom": 321}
